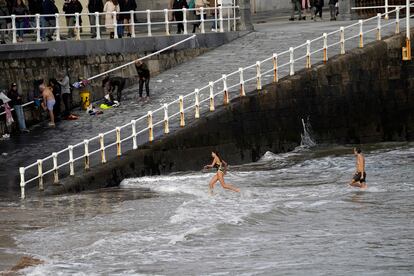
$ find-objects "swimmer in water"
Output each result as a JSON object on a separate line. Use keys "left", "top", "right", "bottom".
{"left": 349, "top": 147, "right": 368, "bottom": 189}
{"left": 204, "top": 151, "right": 240, "bottom": 195}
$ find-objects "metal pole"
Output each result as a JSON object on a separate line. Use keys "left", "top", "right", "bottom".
{"left": 164, "top": 9, "right": 170, "bottom": 35}
{"left": 130, "top": 10, "right": 136, "bottom": 38}
{"left": 55, "top": 13, "right": 60, "bottom": 41}
{"left": 239, "top": 67, "right": 245, "bottom": 96}
{"left": 19, "top": 167, "right": 25, "bottom": 199}
{"left": 164, "top": 104, "right": 169, "bottom": 134}
{"left": 147, "top": 10, "right": 152, "bottom": 36}
{"left": 11, "top": 15, "right": 17, "bottom": 43}
{"left": 289, "top": 47, "right": 294, "bottom": 76}
{"left": 195, "top": 89, "right": 200, "bottom": 118}
{"left": 359, "top": 20, "right": 364, "bottom": 48}
{"left": 95, "top": 12, "right": 101, "bottom": 39}
{"left": 403, "top": 0, "right": 411, "bottom": 60}
{"left": 209, "top": 81, "right": 215, "bottom": 111}
{"left": 131, "top": 120, "right": 137, "bottom": 149}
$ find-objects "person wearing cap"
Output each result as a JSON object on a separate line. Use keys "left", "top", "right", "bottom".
{"left": 7, "top": 82, "right": 29, "bottom": 133}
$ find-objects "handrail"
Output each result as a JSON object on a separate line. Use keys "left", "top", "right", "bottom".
{"left": 0, "top": 3, "right": 240, "bottom": 44}
{"left": 17, "top": 3, "right": 414, "bottom": 199}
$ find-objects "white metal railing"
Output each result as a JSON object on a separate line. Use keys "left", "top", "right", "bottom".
{"left": 17, "top": 3, "right": 414, "bottom": 199}
{"left": 0, "top": 3, "right": 240, "bottom": 44}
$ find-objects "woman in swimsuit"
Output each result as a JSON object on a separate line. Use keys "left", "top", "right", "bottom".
{"left": 204, "top": 151, "right": 240, "bottom": 194}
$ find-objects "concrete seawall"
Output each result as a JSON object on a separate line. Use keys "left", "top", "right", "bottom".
{"left": 45, "top": 32, "right": 414, "bottom": 195}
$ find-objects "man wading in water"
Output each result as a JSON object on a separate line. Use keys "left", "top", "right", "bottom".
{"left": 349, "top": 147, "right": 367, "bottom": 189}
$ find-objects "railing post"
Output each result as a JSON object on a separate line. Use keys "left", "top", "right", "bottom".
{"left": 200, "top": 7, "right": 205, "bottom": 33}
{"left": 147, "top": 9, "right": 152, "bottom": 37}
{"left": 37, "top": 159, "right": 43, "bottom": 191}
{"left": 131, "top": 120, "right": 137, "bottom": 149}
{"left": 376, "top": 13, "right": 381, "bottom": 41}
{"left": 99, "top": 133, "right": 106, "bottom": 163}
{"left": 227, "top": 7, "right": 231, "bottom": 32}
{"left": 95, "top": 12, "right": 101, "bottom": 39}
{"left": 233, "top": 2, "right": 237, "bottom": 31}
{"left": 55, "top": 13, "right": 60, "bottom": 41}
{"left": 116, "top": 127, "right": 122, "bottom": 156}
{"left": 11, "top": 15, "right": 17, "bottom": 43}
{"left": 219, "top": 5, "right": 224, "bottom": 33}
{"left": 256, "top": 61, "right": 262, "bottom": 90}
{"left": 183, "top": 8, "right": 188, "bottom": 34}
{"left": 289, "top": 47, "right": 294, "bottom": 76}
{"left": 68, "top": 145, "right": 74, "bottom": 176}
{"left": 385, "top": 0, "right": 389, "bottom": 20}
{"left": 52, "top": 152, "right": 59, "bottom": 184}
{"left": 239, "top": 67, "right": 245, "bottom": 97}
{"left": 222, "top": 74, "right": 229, "bottom": 104}
{"left": 163, "top": 104, "right": 169, "bottom": 134}
{"left": 84, "top": 139, "right": 90, "bottom": 170}
{"left": 36, "top": 14, "right": 41, "bottom": 42}
{"left": 323, "top": 32, "right": 328, "bottom": 63}
{"left": 130, "top": 10, "right": 135, "bottom": 37}
{"left": 113, "top": 11, "right": 118, "bottom": 38}
{"left": 209, "top": 81, "right": 215, "bottom": 111}
{"left": 147, "top": 112, "right": 154, "bottom": 142}
{"left": 359, "top": 20, "right": 364, "bottom": 48}
{"left": 306, "top": 40, "right": 311, "bottom": 69}
{"left": 195, "top": 89, "right": 200, "bottom": 118}
{"left": 75, "top": 12, "right": 81, "bottom": 40}
{"left": 340, "top": 27, "right": 345, "bottom": 55}
{"left": 273, "top": 53, "right": 278, "bottom": 83}
{"left": 403, "top": 0, "right": 411, "bottom": 60}
{"left": 179, "top": 95, "right": 185, "bottom": 127}
{"left": 395, "top": 7, "right": 400, "bottom": 34}
{"left": 164, "top": 9, "right": 170, "bottom": 35}
{"left": 19, "top": 167, "right": 26, "bottom": 199}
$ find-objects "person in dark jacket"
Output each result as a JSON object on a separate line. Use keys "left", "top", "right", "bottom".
{"left": 12, "top": 0, "right": 29, "bottom": 42}
{"left": 171, "top": 0, "right": 188, "bottom": 34}
{"left": 289, "top": 0, "right": 305, "bottom": 21}
{"left": 7, "top": 82, "right": 29, "bottom": 132}
{"left": 63, "top": 0, "right": 83, "bottom": 38}
{"left": 102, "top": 76, "right": 125, "bottom": 102}
{"left": 329, "top": 0, "right": 338, "bottom": 21}
{"left": 118, "top": 0, "right": 136, "bottom": 38}
{"left": 135, "top": 60, "right": 150, "bottom": 100}
{"left": 88, "top": 0, "right": 103, "bottom": 38}
{"left": 0, "top": 0, "right": 9, "bottom": 44}
{"left": 313, "top": 0, "right": 324, "bottom": 21}
{"left": 40, "top": 0, "right": 58, "bottom": 41}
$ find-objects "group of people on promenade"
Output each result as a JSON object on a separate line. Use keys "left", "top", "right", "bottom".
{"left": 290, "top": 0, "right": 339, "bottom": 22}
{"left": 0, "top": 0, "right": 224, "bottom": 43}
{"left": 0, "top": 59, "right": 150, "bottom": 137}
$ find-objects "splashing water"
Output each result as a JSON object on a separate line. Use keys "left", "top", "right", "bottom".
{"left": 300, "top": 117, "right": 316, "bottom": 148}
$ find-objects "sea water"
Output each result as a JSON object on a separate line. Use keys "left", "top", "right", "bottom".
{"left": 0, "top": 143, "right": 413, "bottom": 275}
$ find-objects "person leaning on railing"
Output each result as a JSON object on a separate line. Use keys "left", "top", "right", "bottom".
{"left": 0, "top": 0, "right": 9, "bottom": 44}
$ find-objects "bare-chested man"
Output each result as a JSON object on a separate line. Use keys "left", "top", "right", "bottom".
{"left": 349, "top": 147, "right": 367, "bottom": 189}
{"left": 39, "top": 83, "right": 56, "bottom": 127}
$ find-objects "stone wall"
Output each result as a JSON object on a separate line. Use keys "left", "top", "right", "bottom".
{"left": 46, "top": 31, "right": 414, "bottom": 195}
{"left": 0, "top": 32, "right": 245, "bottom": 134}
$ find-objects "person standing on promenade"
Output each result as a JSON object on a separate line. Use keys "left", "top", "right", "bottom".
{"left": 39, "top": 83, "right": 56, "bottom": 127}
{"left": 88, "top": 0, "right": 103, "bottom": 38}
{"left": 118, "top": 0, "right": 136, "bottom": 37}
{"left": 349, "top": 147, "right": 367, "bottom": 189}
{"left": 204, "top": 151, "right": 240, "bottom": 195}
{"left": 329, "top": 0, "right": 337, "bottom": 21}
{"left": 289, "top": 0, "right": 305, "bottom": 21}
{"left": 12, "top": 0, "right": 29, "bottom": 42}
{"left": 170, "top": 0, "right": 188, "bottom": 34}
{"left": 103, "top": 0, "right": 119, "bottom": 39}
{"left": 193, "top": 0, "right": 209, "bottom": 33}
{"left": 57, "top": 72, "right": 71, "bottom": 118}
{"left": 7, "top": 82, "right": 29, "bottom": 133}
{"left": 63, "top": 0, "right": 83, "bottom": 38}
{"left": 135, "top": 60, "right": 150, "bottom": 101}
{"left": 313, "top": 0, "right": 323, "bottom": 21}
{"left": 0, "top": 0, "right": 9, "bottom": 44}
{"left": 40, "top": 0, "right": 58, "bottom": 41}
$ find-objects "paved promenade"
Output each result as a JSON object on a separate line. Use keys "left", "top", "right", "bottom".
{"left": 0, "top": 12, "right": 384, "bottom": 199}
